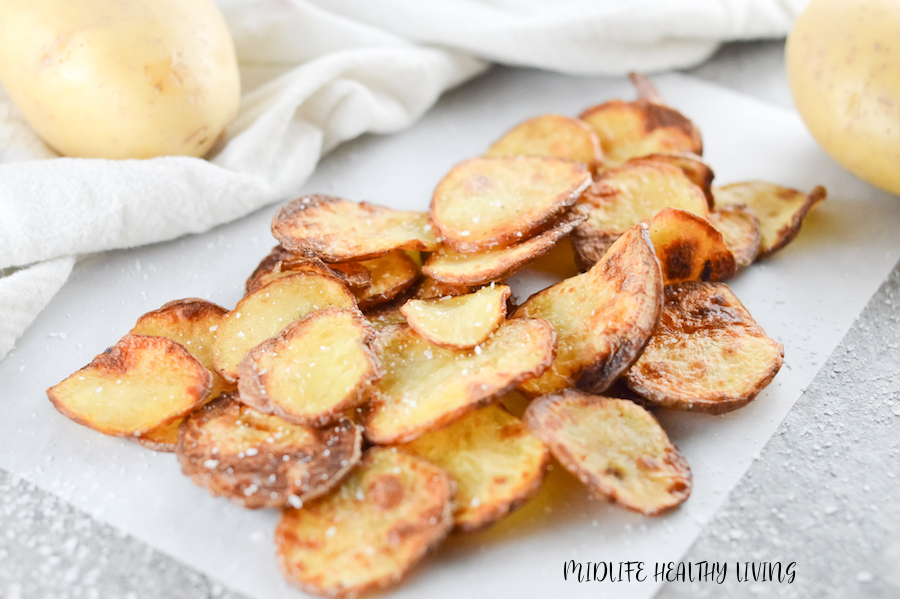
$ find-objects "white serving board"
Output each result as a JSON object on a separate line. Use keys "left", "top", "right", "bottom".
{"left": 2, "top": 68, "right": 900, "bottom": 599}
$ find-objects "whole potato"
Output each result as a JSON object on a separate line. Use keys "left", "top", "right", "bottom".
{"left": 786, "top": 0, "right": 900, "bottom": 196}
{"left": 0, "top": 0, "right": 240, "bottom": 159}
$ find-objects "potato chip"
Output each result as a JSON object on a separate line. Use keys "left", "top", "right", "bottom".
{"left": 276, "top": 447, "right": 454, "bottom": 599}
{"left": 414, "top": 277, "right": 475, "bottom": 300}
{"left": 485, "top": 114, "right": 603, "bottom": 171}
{"left": 246, "top": 246, "right": 371, "bottom": 294}
{"left": 364, "top": 318, "right": 556, "bottom": 445}
{"left": 400, "top": 284, "right": 510, "bottom": 349}
{"left": 47, "top": 334, "right": 212, "bottom": 436}
{"left": 513, "top": 225, "right": 663, "bottom": 397}
{"left": 707, "top": 205, "right": 761, "bottom": 269}
{"left": 649, "top": 207, "right": 735, "bottom": 285}
{"left": 272, "top": 195, "right": 439, "bottom": 262}
{"left": 712, "top": 181, "right": 826, "bottom": 257}
{"left": 626, "top": 281, "right": 784, "bottom": 414}
{"left": 352, "top": 250, "right": 420, "bottom": 309}
{"left": 430, "top": 156, "right": 591, "bottom": 252}
{"left": 238, "top": 308, "right": 381, "bottom": 427}
{"left": 636, "top": 153, "right": 715, "bottom": 208}
{"left": 212, "top": 273, "right": 357, "bottom": 383}
{"left": 400, "top": 404, "right": 549, "bottom": 532}
{"left": 178, "top": 395, "right": 361, "bottom": 509}
{"left": 524, "top": 389, "right": 691, "bottom": 516}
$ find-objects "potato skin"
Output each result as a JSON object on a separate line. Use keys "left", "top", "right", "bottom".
{"left": 0, "top": 0, "right": 240, "bottom": 159}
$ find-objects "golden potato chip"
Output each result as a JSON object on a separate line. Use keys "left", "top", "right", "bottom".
{"left": 572, "top": 160, "right": 709, "bottom": 269}
{"left": 400, "top": 284, "right": 510, "bottom": 349}
{"left": 178, "top": 395, "right": 361, "bottom": 509}
{"left": 636, "top": 153, "right": 715, "bottom": 208}
{"left": 47, "top": 334, "right": 212, "bottom": 437}
{"left": 513, "top": 225, "right": 663, "bottom": 398}
{"left": 649, "top": 207, "right": 735, "bottom": 285}
{"left": 707, "top": 205, "right": 761, "bottom": 269}
{"left": 626, "top": 281, "right": 784, "bottom": 415}
{"left": 485, "top": 114, "right": 603, "bottom": 171}
{"left": 272, "top": 195, "right": 439, "bottom": 262}
{"left": 430, "top": 156, "right": 591, "bottom": 252}
{"left": 524, "top": 389, "right": 691, "bottom": 516}
{"left": 414, "top": 277, "right": 475, "bottom": 300}
{"left": 212, "top": 273, "right": 357, "bottom": 383}
{"left": 276, "top": 447, "right": 454, "bottom": 599}
{"left": 352, "top": 250, "right": 420, "bottom": 309}
{"left": 400, "top": 404, "right": 549, "bottom": 532}
{"left": 238, "top": 308, "right": 381, "bottom": 427}
{"left": 422, "top": 206, "right": 588, "bottom": 286}
{"left": 246, "top": 246, "right": 371, "bottom": 294}
{"left": 712, "top": 181, "right": 826, "bottom": 257}
{"left": 364, "top": 318, "right": 556, "bottom": 445}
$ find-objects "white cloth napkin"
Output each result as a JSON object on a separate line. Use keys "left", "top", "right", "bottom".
{"left": 0, "top": 0, "right": 807, "bottom": 361}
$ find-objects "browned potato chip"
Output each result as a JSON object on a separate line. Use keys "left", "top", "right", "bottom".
{"left": 422, "top": 206, "right": 588, "bottom": 286}
{"left": 47, "top": 334, "right": 212, "bottom": 436}
{"left": 414, "top": 277, "right": 475, "bottom": 300}
{"left": 572, "top": 160, "right": 709, "bottom": 269}
{"left": 364, "top": 318, "right": 556, "bottom": 445}
{"left": 238, "top": 308, "right": 381, "bottom": 427}
{"left": 276, "top": 446, "right": 454, "bottom": 599}
{"left": 400, "top": 284, "right": 510, "bottom": 349}
{"left": 178, "top": 395, "right": 361, "bottom": 509}
{"left": 712, "top": 182, "right": 826, "bottom": 257}
{"left": 707, "top": 205, "right": 762, "bottom": 269}
{"left": 352, "top": 250, "right": 420, "bottom": 309}
{"left": 636, "top": 153, "right": 715, "bottom": 208}
{"left": 626, "top": 281, "right": 784, "bottom": 415}
{"left": 524, "top": 389, "right": 691, "bottom": 516}
{"left": 246, "top": 246, "right": 371, "bottom": 294}
{"left": 400, "top": 404, "right": 549, "bottom": 532}
{"left": 212, "top": 273, "right": 357, "bottom": 383}
{"left": 430, "top": 156, "right": 591, "bottom": 252}
{"left": 485, "top": 114, "right": 603, "bottom": 171}
{"left": 513, "top": 225, "right": 663, "bottom": 398}
{"left": 272, "top": 195, "right": 439, "bottom": 262}
{"left": 649, "top": 207, "right": 735, "bottom": 285}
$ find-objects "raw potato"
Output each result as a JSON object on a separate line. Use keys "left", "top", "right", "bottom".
{"left": 649, "top": 208, "right": 735, "bottom": 284}
{"left": 713, "top": 182, "right": 826, "bottom": 258}
{"left": 272, "top": 196, "right": 439, "bottom": 262}
{"left": 352, "top": 251, "right": 420, "bottom": 309}
{"left": 400, "top": 404, "right": 549, "bottom": 532}
{"left": 524, "top": 389, "right": 692, "bottom": 516}
{"left": 276, "top": 447, "right": 455, "bottom": 599}
{"left": 47, "top": 335, "right": 212, "bottom": 436}
{"left": 485, "top": 114, "right": 603, "bottom": 171}
{"left": 0, "top": 0, "right": 239, "bottom": 158}
{"left": 246, "top": 246, "right": 371, "bottom": 294}
{"left": 430, "top": 156, "right": 591, "bottom": 252}
{"left": 513, "top": 225, "right": 663, "bottom": 397}
{"left": 364, "top": 319, "right": 557, "bottom": 445}
{"left": 707, "top": 205, "right": 761, "bottom": 269}
{"left": 238, "top": 308, "right": 381, "bottom": 427}
{"left": 626, "top": 281, "right": 784, "bottom": 415}
{"left": 178, "top": 395, "right": 361, "bottom": 509}
{"left": 400, "top": 284, "right": 511, "bottom": 349}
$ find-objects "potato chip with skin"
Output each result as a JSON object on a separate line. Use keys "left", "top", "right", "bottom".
{"left": 272, "top": 195, "right": 439, "bottom": 262}
{"left": 649, "top": 207, "right": 735, "bottom": 285}
{"left": 400, "top": 284, "right": 510, "bottom": 350}
{"left": 246, "top": 246, "right": 371, "bottom": 294}
{"left": 626, "top": 281, "right": 784, "bottom": 415}
{"left": 430, "top": 156, "right": 591, "bottom": 252}
{"left": 634, "top": 153, "right": 715, "bottom": 208}
{"left": 364, "top": 318, "right": 557, "bottom": 445}
{"left": 524, "top": 389, "right": 691, "bottom": 516}
{"left": 400, "top": 404, "right": 549, "bottom": 532}
{"left": 707, "top": 205, "right": 761, "bottom": 269}
{"left": 414, "top": 277, "right": 475, "bottom": 300}
{"left": 238, "top": 308, "right": 381, "bottom": 428}
{"left": 47, "top": 334, "right": 212, "bottom": 437}
{"left": 352, "top": 250, "right": 420, "bottom": 309}
{"left": 178, "top": 395, "right": 362, "bottom": 509}
{"left": 276, "top": 446, "right": 455, "bottom": 599}
{"left": 485, "top": 114, "right": 603, "bottom": 172}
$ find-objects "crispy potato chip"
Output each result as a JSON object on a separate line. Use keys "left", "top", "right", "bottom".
{"left": 422, "top": 206, "right": 588, "bottom": 286}
{"left": 400, "top": 284, "right": 510, "bottom": 349}
{"left": 649, "top": 207, "right": 735, "bottom": 285}
{"left": 430, "top": 156, "right": 591, "bottom": 252}
{"left": 212, "top": 273, "right": 357, "bottom": 383}
{"left": 178, "top": 395, "right": 361, "bottom": 509}
{"left": 707, "top": 205, "right": 761, "bottom": 269}
{"left": 352, "top": 251, "right": 420, "bottom": 309}
{"left": 636, "top": 153, "right": 715, "bottom": 208}
{"left": 414, "top": 277, "right": 475, "bottom": 300}
{"left": 47, "top": 334, "right": 212, "bottom": 436}
{"left": 572, "top": 160, "right": 709, "bottom": 269}
{"left": 485, "top": 114, "right": 603, "bottom": 171}
{"left": 524, "top": 389, "right": 691, "bottom": 516}
{"left": 400, "top": 404, "right": 549, "bottom": 532}
{"left": 513, "top": 225, "right": 663, "bottom": 397}
{"left": 364, "top": 318, "right": 556, "bottom": 445}
{"left": 712, "top": 182, "right": 826, "bottom": 257}
{"left": 276, "top": 446, "right": 454, "bottom": 599}
{"left": 238, "top": 308, "right": 381, "bottom": 427}
{"left": 272, "top": 195, "right": 439, "bottom": 262}
{"left": 626, "top": 281, "right": 784, "bottom": 414}
{"left": 246, "top": 246, "right": 371, "bottom": 294}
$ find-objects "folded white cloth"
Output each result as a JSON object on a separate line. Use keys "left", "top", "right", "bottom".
{"left": 0, "top": 0, "right": 806, "bottom": 361}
